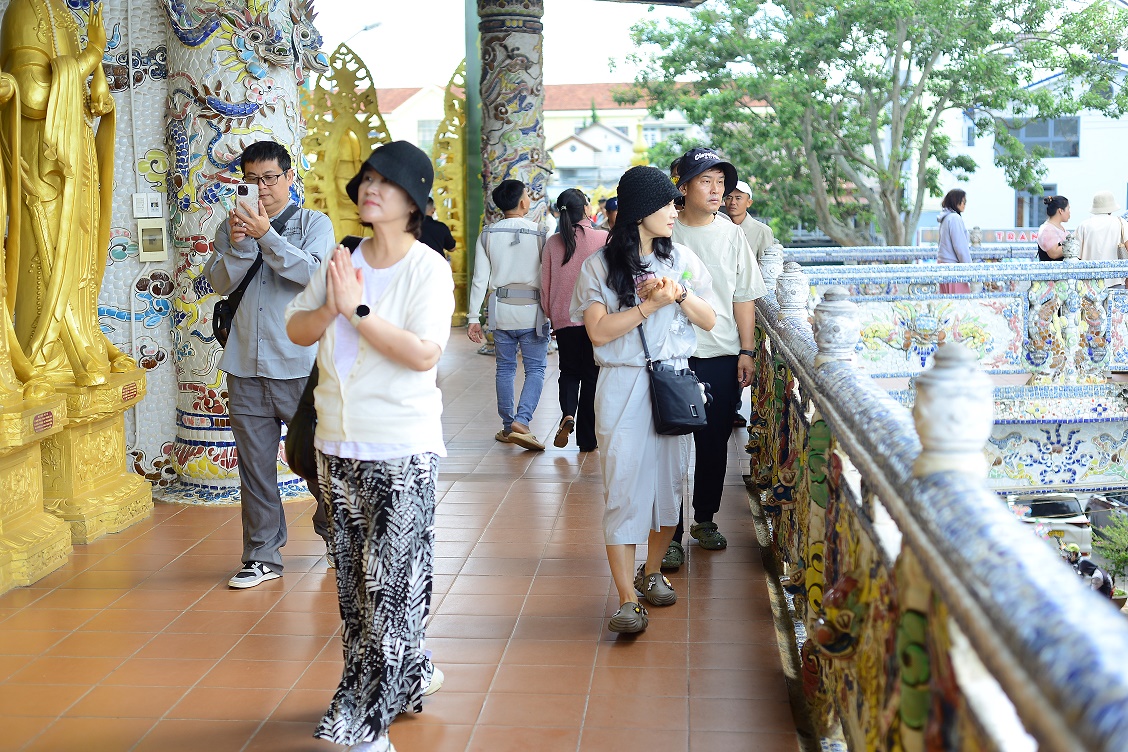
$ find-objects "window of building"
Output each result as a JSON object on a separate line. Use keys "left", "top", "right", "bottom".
{"left": 964, "top": 114, "right": 976, "bottom": 147}
{"left": 615, "top": 126, "right": 629, "bottom": 136}
{"left": 1015, "top": 183, "right": 1056, "bottom": 227}
{"left": 1006, "top": 117, "right": 1079, "bottom": 158}
{"left": 417, "top": 120, "right": 441, "bottom": 154}
{"left": 642, "top": 124, "right": 687, "bottom": 147}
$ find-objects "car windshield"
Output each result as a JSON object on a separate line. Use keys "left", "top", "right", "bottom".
{"left": 1024, "top": 499, "right": 1083, "bottom": 518}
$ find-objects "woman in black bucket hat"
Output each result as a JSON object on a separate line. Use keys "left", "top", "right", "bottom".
{"left": 286, "top": 141, "right": 454, "bottom": 752}
{"left": 570, "top": 165, "right": 718, "bottom": 634}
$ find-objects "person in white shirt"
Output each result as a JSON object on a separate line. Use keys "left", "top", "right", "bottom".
{"left": 723, "top": 180, "right": 775, "bottom": 262}
{"left": 723, "top": 180, "right": 775, "bottom": 428}
{"left": 285, "top": 141, "right": 454, "bottom": 752}
{"left": 467, "top": 180, "right": 549, "bottom": 451}
{"left": 668, "top": 148, "right": 768, "bottom": 569}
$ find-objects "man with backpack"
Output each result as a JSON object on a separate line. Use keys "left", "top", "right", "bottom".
{"left": 467, "top": 179, "right": 549, "bottom": 451}
{"left": 204, "top": 140, "right": 335, "bottom": 588}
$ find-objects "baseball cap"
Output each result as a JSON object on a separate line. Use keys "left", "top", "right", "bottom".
{"left": 605, "top": 197, "right": 618, "bottom": 212}
{"left": 730, "top": 180, "right": 753, "bottom": 197}
{"left": 676, "top": 147, "right": 737, "bottom": 196}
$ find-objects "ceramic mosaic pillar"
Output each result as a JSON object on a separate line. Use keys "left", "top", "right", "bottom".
{"left": 477, "top": 0, "right": 548, "bottom": 225}
{"left": 162, "top": 0, "right": 323, "bottom": 497}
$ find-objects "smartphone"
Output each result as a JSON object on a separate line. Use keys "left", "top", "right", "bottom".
{"left": 235, "top": 182, "right": 259, "bottom": 211}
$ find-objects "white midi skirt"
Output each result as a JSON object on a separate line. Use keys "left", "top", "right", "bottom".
{"left": 595, "top": 364, "right": 690, "bottom": 545}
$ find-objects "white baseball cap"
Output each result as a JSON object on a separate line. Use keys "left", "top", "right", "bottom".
{"left": 731, "top": 180, "right": 753, "bottom": 197}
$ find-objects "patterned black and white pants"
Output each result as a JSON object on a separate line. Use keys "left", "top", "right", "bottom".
{"left": 313, "top": 451, "right": 438, "bottom": 746}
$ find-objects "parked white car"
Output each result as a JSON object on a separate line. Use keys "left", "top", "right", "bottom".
{"left": 1006, "top": 493, "right": 1093, "bottom": 555}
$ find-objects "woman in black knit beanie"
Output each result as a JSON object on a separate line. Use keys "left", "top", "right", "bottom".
{"left": 568, "top": 166, "right": 717, "bottom": 634}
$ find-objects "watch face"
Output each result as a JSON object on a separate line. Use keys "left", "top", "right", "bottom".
{"left": 356, "top": 304, "right": 371, "bottom": 318}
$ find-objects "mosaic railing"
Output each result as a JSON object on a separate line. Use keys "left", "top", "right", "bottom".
{"left": 759, "top": 253, "right": 1128, "bottom": 495}
{"left": 784, "top": 244, "right": 1036, "bottom": 266}
{"left": 746, "top": 272, "right": 1128, "bottom": 751}
{"left": 790, "top": 258, "right": 1128, "bottom": 383}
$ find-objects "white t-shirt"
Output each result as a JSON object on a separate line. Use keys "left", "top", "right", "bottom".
{"left": 284, "top": 242, "right": 453, "bottom": 460}
{"left": 314, "top": 249, "right": 440, "bottom": 462}
{"left": 672, "top": 216, "right": 768, "bottom": 358}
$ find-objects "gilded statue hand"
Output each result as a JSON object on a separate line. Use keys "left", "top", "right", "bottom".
{"left": 87, "top": 6, "right": 108, "bottom": 54}
{"left": 89, "top": 74, "right": 113, "bottom": 117}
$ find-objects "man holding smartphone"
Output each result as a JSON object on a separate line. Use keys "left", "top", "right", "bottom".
{"left": 204, "top": 141, "right": 335, "bottom": 589}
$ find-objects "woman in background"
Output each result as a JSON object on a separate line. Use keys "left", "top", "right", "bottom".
{"left": 541, "top": 188, "right": 607, "bottom": 451}
{"left": 1037, "top": 195, "right": 1070, "bottom": 261}
{"left": 936, "top": 188, "right": 971, "bottom": 294}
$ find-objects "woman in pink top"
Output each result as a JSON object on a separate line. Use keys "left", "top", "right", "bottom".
{"left": 1037, "top": 195, "right": 1069, "bottom": 261}
{"left": 541, "top": 189, "right": 608, "bottom": 451}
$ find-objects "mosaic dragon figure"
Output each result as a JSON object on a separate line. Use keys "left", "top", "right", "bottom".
{"left": 289, "top": 0, "right": 329, "bottom": 83}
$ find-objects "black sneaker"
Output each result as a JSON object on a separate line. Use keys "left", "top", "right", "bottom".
{"left": 228, "top": 562, "right": 281, "bottom": 589}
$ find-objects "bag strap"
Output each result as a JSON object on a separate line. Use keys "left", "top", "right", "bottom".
{"left": 341, "top": 235, "right": 363, "bottom": 252}
{"left": 229, "top": 203, "right": 302, "bottom": 300}
{"left": 636, "top": 324, "right": 655, "bottom": 371}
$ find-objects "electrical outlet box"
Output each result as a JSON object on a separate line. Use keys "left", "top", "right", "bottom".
{"left": 136, "top": 217, "right": 169, "bottom": 262}
{"left": 131, "top": 193, "right": 148, "bottom": 219}
{"left": 132, "top": 192, "right": 165, "bottom": 219}
{"left": 146, "top": 192, "right": 164, "bottom": 218}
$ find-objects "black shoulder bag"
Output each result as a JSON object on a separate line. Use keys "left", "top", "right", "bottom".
{"left": 212, "top": 204, "right": 301, "bottom": 347}
{"left": 285, "top": 235, "right": 364, "bottom": 487}
{"left": 638, "top": 324, "right": 710, "bottom": 435}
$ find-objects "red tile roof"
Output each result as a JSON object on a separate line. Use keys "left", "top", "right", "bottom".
{"left": 373, "top": 83, "right": 652, "bottom": 114}
{"left": 544, "top": 83, "right": 641, "bottom": 111}
{"left": 375, "top": 88, "right": 423, "bottom": 112}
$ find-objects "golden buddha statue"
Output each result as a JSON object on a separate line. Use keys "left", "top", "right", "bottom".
{"left": 0, "top": 0, "right": 134, "bottom": 388}
{"left": 0, "top": 71, "right": 54, "bottom": 405}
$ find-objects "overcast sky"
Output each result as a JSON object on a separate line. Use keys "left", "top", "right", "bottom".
{"left": 313, "top": 1, "right": 689, "bottom": 88}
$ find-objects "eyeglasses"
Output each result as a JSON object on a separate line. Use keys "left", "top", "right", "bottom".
{"left": 242, "top": 172, "right": 287, "bottom": 186}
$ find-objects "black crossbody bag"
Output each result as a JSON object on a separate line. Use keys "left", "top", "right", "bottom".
{"left": 213, "top": 204, "right": 300, "bottom": 347}
{"left": 285, "top": 235, "right": 364, "bottom": 486}
{"left": 637, "top": 324, "right": 710, "bottom": 435}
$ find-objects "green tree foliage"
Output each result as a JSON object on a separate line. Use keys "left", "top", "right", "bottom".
{"left": 622, "top": 0, "right": 1128, "bottom": 246}
{"left": 1095, "top": 514, "right": 1128, "bottom": 589}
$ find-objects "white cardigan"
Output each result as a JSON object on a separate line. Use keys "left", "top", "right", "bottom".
{"left": 284, "top": 241, "right": 455, "bottom": 450}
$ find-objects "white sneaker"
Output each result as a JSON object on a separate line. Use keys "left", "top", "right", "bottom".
{"left": 348, "top": 737, "right": 394, "bottom": 752}
{"left": 228, "top": 562, "right": 280, "bottom": 589}
{"left": 424, "top": 665, "right": 444, "bottom": 696}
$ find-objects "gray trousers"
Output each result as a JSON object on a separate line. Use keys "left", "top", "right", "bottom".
{"left": 228, "top": 374, "right": 328, "bottom": 572}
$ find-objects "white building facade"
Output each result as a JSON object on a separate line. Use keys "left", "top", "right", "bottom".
{"left": 927, "top": 69, "right": 1128, "bottom": 241}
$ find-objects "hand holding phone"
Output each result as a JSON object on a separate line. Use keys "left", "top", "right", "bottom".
{"left": 236, "top": 182, "right": 260, "bottom": 212}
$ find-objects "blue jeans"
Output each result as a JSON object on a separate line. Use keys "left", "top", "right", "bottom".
{"left": 493, "top": 327, "right": 550, "bottom": 430}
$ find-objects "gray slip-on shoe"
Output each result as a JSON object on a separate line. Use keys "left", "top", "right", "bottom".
{"left": 608, "top": 602, "right": 649, "bottom": 633}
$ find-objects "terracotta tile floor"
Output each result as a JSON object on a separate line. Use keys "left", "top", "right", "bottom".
{"left": 0, "top": 334, "right": 798, "bottom": 751}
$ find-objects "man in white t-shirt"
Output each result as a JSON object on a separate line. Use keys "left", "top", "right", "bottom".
{"left": 667, "top": 148, "right": 768, "bottom": 569}
{"left": 724, "top": 180, "right": 775, "bottom": 428}
{"left": 724, "top": 180, "right": 775, "bottom": 262}
{"left": 467, "top": 180, "right": 549, "bottom": 451}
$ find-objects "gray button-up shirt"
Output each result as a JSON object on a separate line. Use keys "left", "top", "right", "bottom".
{"left": 204, "top": 203, "right": 335, "bottom": 379}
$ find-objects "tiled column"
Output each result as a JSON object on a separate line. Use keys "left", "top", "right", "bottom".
{"left": 477, "top": 0, "right": 549, "bottom": 225}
